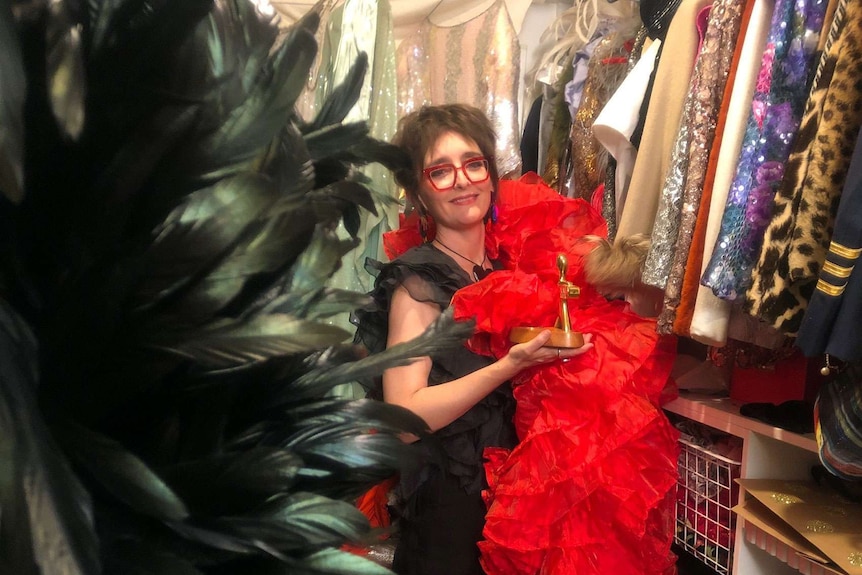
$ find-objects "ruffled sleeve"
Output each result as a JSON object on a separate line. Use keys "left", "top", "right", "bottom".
{"left": 352, "top": 244, "right": 469, "bottom": 399}
{"left": 352, "top": 243, "right": 517, "bottom": 496}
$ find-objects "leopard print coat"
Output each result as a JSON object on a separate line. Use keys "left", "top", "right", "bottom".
{"left": 744, "top": 0, "right": 862, "bottom": 335}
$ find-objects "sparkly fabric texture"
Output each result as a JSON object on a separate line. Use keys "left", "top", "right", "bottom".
{"left": 672, "top": 0, "right": 758, "bottom": 337}
{"left": 293, "top": 2, "right": 337, "bottom": 123}
{"left": 308, "top": 0, "right": 400, "bottom": 295}
{"left": 653, "top": 0, "right": 747, "bottom": 334}
{"left": 641, "top": 4, "right": 712, "bottom": 290}
{"left": 701, "top": 0, "right": 828, "bottom": 300}
{"left": 565, "top": 35, "right": 604, "bottom": 118}
{"left": 396, "top": 0, "right": 522, "bottom": 177}
{"left": 641, "top": 109, "right": 691, "bottom": 289}
{"left": 568, "top": 31, "right": 633, "bottom": 200}
{"left": 742, "top": 0, "right": 845, "bottom": 335}
{"left": 603, "top": 158, "right": 618, "bottom": 241}
{"left": 744, "top": 0, "right": 862, "bottom": 334}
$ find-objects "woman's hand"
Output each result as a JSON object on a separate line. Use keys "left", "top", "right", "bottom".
{"left": 505, "top": 331, "right": 594, "bottom": 370}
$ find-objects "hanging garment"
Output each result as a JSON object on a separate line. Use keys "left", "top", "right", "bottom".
{"left": 520, "top": 95, "right": 543, "bottom": 174}
{"left": 602, "top": 159, "right": 618, "bottom": 241}
{"left": 396, "top": 0, "right": 522, "bottom": 177}
{"left": 688, "top": 0, "right": 774, "bottom": 346}
{"left": 640, "top": 1, "right": 713, "bottom": 291}
{"left": 567, "top": 30, "right": 634, "bottom": 200}
{"left": 700, "top": 0, "right": 829, "bottom": 301}
{"left": 303, "top": 0, "right": 400, "bottom": 295}
{"left": 597, "top": 29, "right": 654, "bottom": 242}
{"left": 448, "top": 176, "right": 678, "bottom": 575}
{"left": 796, "top": 126, "right": 862, "bottom": 361}
{"left": 614, "top": 0, "right": 711, "bottom": 244}
{"left": 303, "top": 0, "right": 401, "bottom": 399}
{"left": 654, "top": 0, "right": 749, "bottom": 332}
{"left": 594, "top": 38, "right": 663, "bottom": 237}
{"left": 293, "top": 0, "right": 339, "bottom": 123}
{"left": 672, "top": 0, "right": 758, "bottom": 336}
{"left": 643, "top": 0, "right": 747, "bottom": 319}
{"left": 744, "top": 0, "right": 862, "bottom": 335}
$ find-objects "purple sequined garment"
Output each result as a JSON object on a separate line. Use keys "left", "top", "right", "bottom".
{"left": 701, "top": 0, "right": 827, "bottom": 300}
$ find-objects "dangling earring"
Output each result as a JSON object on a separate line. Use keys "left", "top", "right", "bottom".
{"left": 419, "top": 212, "right": 429, "bottom": 241}
{"left": 485, "top": 192, "right": 498, "bottom": 223}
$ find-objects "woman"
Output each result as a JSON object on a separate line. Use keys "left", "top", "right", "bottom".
{"left": 449, "top": 173, "right": 680, "bottom": 574}
{"left": 353, "top": 104, "right": 593, "bottom": 575}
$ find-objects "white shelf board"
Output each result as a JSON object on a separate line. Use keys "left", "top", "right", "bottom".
{"left": 664, "top": 393, "right": 818, "bottom": 454}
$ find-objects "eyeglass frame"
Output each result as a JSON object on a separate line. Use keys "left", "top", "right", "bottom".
{"left": 421, "top": 156, "right": 491, "bottom": 191}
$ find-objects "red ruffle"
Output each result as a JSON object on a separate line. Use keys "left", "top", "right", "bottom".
{"left": 453, "top": 175, "right": 680, "bottom": 575}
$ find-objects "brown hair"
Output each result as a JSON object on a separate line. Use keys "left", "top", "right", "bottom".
{"left": 391, "top": 104, "right": 499, "bottom": 214}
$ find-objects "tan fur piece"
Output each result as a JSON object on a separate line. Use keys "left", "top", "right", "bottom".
{"left": 582, "top": 234, "right": 651, "bottom": 296}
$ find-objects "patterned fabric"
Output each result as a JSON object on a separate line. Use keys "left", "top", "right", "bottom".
{"left": 568, "top": 31, "right": 633, "bottom": 200}
{"left": 614, "top": 0, "right": 710, "bottom": 245}
{"left": 396, "top": 0, "right": 522, "bottom": 177}
{"left": 700, "top": 0, "right": 828, "bottom": 300}
{"left": 672, "top": 0, "right": 757, "bottom": 336}
{"left": 603, "top": 159, "right": 618, "bottom": 241}
{"left": 640, "top": 3, "right": 712, "bottom": 291}
{"left": 796, "top": 126, "right": 862, "bottom": 360}
{"left": 745, "top": 0, "right": 862, "bottom": 335}
{"left": 687, "top": 0, "right": 773, "bottom": 346}
{"left": 814, "top": 362, "right": 862, "bottom": 480}
{"left": 650, "top": 0, "right": 748, "bottom": 334}
{"left": 593, "top": 38, "right": 663, "bottom": 241}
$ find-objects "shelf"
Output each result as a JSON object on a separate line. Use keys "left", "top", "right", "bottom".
{"left": 664, "top": 392, "right": 818, "bottom": 454}
{"left": 666, "top": 391, "right": 837, "bottom": 575}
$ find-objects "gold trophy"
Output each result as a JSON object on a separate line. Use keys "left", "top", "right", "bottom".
{"left": 509, "top": 254, "right": 585, "bottom": 348}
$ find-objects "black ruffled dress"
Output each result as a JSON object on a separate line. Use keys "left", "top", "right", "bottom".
{"left": 352, "top": 243, "right": 517, "bottom": 575}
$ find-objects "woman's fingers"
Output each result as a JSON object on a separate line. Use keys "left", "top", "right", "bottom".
{"left": 539, "top": 333, "right": 595, "bottom": 363}
{"left": 511, "top": 331, "right": 595, "bottom": 367}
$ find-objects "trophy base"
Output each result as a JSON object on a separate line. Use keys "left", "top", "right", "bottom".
{"left": 509, "top": 326, "right": 585, "bottom": 348}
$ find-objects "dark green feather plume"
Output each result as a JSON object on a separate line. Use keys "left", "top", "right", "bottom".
{"left": 0, "top": 0, "right": 26, "bottom": 205}
{"left": 0, "top": 1, "right": 477, "bottom": 574}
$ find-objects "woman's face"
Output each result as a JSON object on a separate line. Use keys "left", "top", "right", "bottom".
{"left": 417, "top": 131, "right": 492, "bottom": 232}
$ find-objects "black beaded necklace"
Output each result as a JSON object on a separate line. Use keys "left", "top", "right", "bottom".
{"left": 433, "top": 238, "right": 490, "bottom": 281}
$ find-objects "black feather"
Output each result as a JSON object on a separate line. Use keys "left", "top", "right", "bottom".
{"left": 0, "top": 301, "right": 101, "bottom": 575}
{"left": 308, "top": 52, "right": 368, "bottom": 131}
{"left": 0, "top": 0, "right": 26, "bottom": 204}
{"left": 46, "top": 0, "right": 86, "bottom": 140}
{"left": 0, "top": 1, "right": 443, "bottom": 573}
{"left": 296, "top": 308, "right": 475, "bottom": 392}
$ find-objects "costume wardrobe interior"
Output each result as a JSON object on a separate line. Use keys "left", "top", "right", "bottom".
{"left": 285, "top": 0, "right": 862, "bottom": 566}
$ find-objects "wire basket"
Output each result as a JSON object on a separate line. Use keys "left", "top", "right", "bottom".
{"left": 675, "top": 438, "right": 741, "bottom": 575}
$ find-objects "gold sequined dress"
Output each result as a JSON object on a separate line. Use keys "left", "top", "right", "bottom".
{"left": 396, "top": 0, "right": 522, "bottom": 177}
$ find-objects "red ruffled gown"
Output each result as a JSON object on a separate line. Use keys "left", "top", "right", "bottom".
{"left": 450, "top": 174, "right": 680, "bottom": 575}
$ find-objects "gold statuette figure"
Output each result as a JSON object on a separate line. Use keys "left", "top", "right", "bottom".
{"left": 510, "top": 254, "right": 585, "bottom": 348}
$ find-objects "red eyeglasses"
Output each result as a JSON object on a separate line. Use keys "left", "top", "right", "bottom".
{"left": 421, "top": 157, "right": 490, "bottom": 191}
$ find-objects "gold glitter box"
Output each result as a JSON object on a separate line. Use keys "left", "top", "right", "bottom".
{"left": 735, "top": 479, "right": 862, "bottom": 575}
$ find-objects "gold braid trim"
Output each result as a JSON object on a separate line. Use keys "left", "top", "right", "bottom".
{"left": 815, "top": 278, "right": 846, "bottom": 296}
{"left": 829, "top": 240, "right": 862, "bottom": 260}
{"left": 822, "top": 259, "right": 854, "bottom": 278}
